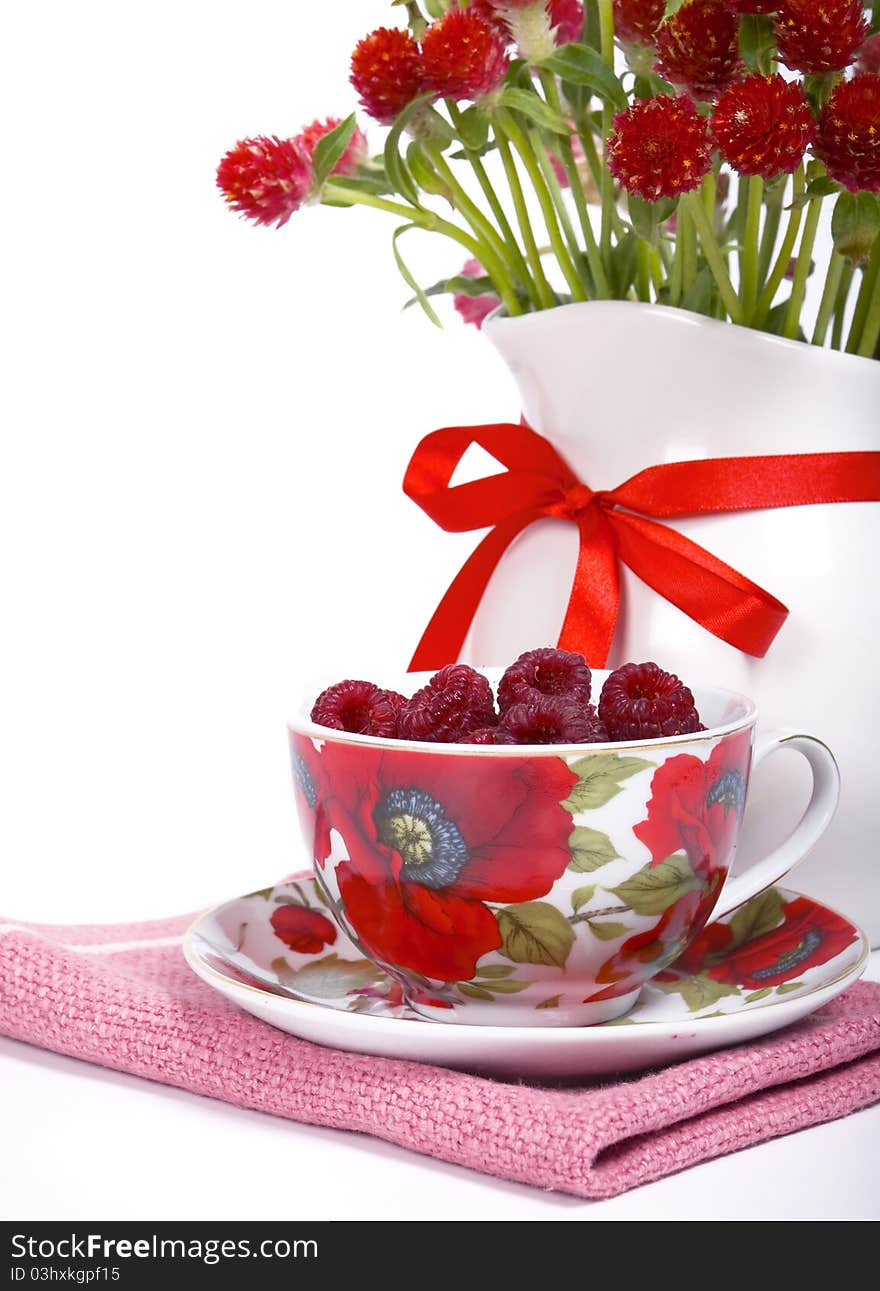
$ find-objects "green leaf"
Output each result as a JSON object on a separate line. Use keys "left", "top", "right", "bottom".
{"left": 655, "top": 972, "right": 740, "bottom": 1013}
{"left": 478, "top": 978, "right": 533, "bottom": 994}
{"left": 475, "top": 963, "right": 516, "bottom": 979}
{"left": 498, "top": 87, "right": 571, "bottom": 135}
{"left": 568, "top": 825, "right": 619, "bottom": 873}
{"left": 739, "top": 13, "right": 776, "bottom": 74}
{"left": 497, "top": 901, "right": 576, "bottom": 968}
{"left": 406, "top": 142, "right": 452, "bottom": 198}
{"left": 610, "top": 852, "right": 700, "bottom": 916}
{"left": 609, "top": 230, "right": 639, "bottom": 296}
{"left": 312, "top": 114, "right": 357, "bottom": 188}
{"left": 322, "top": 172, "right": 392, "bottom": 200}
{"left": 562, "top": 753, "right": 654, "bottom": 812}
{"left": 458, "top": 982, "right": 495, "bottom": 1001}
{"left": 536, "top": 995, "right": 562, "bottom": 1010}
{"left": 456, "top": 104, "right": 490, "bottom": 151}
{"left": 384, "top": 102, "right": 425, "bottom": 207}
{"left": 392, "top": 225, "right": 443, "bottom": 328}
{"left": 587, "top": 920, "right": 630, "bottom": 941}
{"left": 744, "top": 987, "right": 774, "bottom": 1003}
{"left": 776, "top": 980, "right": 806, "bottom": 995}
{"left": 727, "top": 888, "right": 785, "bottom": 951}
{"left": 571, "top": 884, "right": 596, "bottom": 912}
{"left": 831, "top": 190, "right": 880, "bottom": 267}
{"left": 272, "top": 953, "right": 383, "bottom": 999}
{"left": 681, "top": 264, "right": 715, "bottom": 316}
{"left": 627, "top": 192, "right": 678, "bottom": 245}
{"left": 541, "top": 43, "right": 628, "bottom": 111}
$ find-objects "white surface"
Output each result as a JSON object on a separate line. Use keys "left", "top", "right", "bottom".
{"left": 1, "top": 953, "right": 877, "bottom": 1221}
{"left": 2, "top": 1, "right": 877, "bottom": 1222}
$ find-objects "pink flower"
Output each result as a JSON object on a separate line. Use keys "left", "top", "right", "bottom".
{"left": 453, "top": 259, "right": 501, "bottom": 329}
{"left": 216, "top": 136, "right": 313, "bottom": 229}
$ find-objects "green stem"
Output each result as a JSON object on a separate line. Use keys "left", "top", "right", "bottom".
{"left": 445, "top": 101, "right": 539, "bottom": 309}
{"left": 669, "top": 220, "right": 683, "bottom": 306}
{"left": 538, "top": 69, "right": 609, "bottom": 296}
{"left": 685, "top": 191, "right": 744, "bottom": 324}
{"left": 740, "top": 175, "right": 764, "bottom": 319}
{"left": 783, "top": 193, "right": 822, "bottom": 339}
{"left": 757, "top": 179, "right": 785, "bottom": 289}
{"left": 680, "top": 201, "right": 697, "bottom": 298}
{"left": 856, "top": 263, "right": 880, "bottom": 358}
{"left": 497, "top": 110, "right": 587, "bottom": 302}
{"left": 597, "top": 0, "right": 616, "bottom": 275}
{"left": 847, "top": 234, "right": 880, "bottom": 355}
{"left": 492, "top": 127, "right": 556, "bottom": 309}
{"left": 321, "top": 181, "right": 523, "bottom": 317}
{"left": 811, "top": 250, "right": 845, "bottom": 347}
{"left": 535, "top": 142, "right": 591, "bottom": 293}
{"left": 424, "top": 143, "right": 512, "bottom": 277}
{"left": 636, "top": 238, "right": 651, "bottom": 302}
{"left": 752, "top": 166, "right": 805, "bottom": 329}
{"left": 831, "top": 262, "right": 855, "bottom": 350}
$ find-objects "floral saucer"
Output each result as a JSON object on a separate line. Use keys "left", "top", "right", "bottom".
{"left": 184, "top": 875, "right": 868, "bottom": 1079}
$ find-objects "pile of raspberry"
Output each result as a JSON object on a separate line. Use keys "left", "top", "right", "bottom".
{"left": 310, "top": 648, "right": 704, "bottom": 745}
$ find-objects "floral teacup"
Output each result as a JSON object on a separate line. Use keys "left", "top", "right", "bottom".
{"left": 288, "top": 670, "right": 839, "bottom": 1027}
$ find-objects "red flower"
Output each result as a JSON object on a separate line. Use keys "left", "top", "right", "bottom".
{"left": 270, "top": 903, "right": 338, "bottom": 955}
{"left": 711, "top": 74, "right": 815, "bottom": 178}
{"left": 607, "top": 95, "right": 714, "bottom": 200}
{"left": 774, "top": 0, "right": 869, "bottom": 75}
{"left": 813, "top": 75, "right": 880, "bottom": 194}
{"left": 350, "top": 27, "right": 425, "bottom": 124}
{"left": 422, "top": 9, "right": 509, "bottom": 101}
{"left": 633, "top": 728, "right": 752, "bottom": 878}
{"left": 858, "top": 33, "right": 880, "bottom": 75}
{"left": 586, "top": 874, "right": 725, "bottom": 1001}
{"left": 613, "top": 0, "right": 666, "bottom": 46}
{"left": 548, "top": 0, "right": 585, "bottom": 45}
{"left": 289, "top": 734, "right": 333, "bottom": 867}
{"left": 723, "top": 1, "right": 779, "bottom": 12}
{"left": 319, "top": 741, "right": 576, "bottom": 982}
{"left": 216, "top": 136, "right": 312, "bottom": 229}
{"left": 654, "top": 0, "right": 744, "bottom": 100}
{"left": 295, "top": 117, "right": 368, "bottom": 177}
{"left": 703, "top": 896, "right": 857, "bottom": 988}
{"left": 453, "top": 258, "right": 501, "bottom": 329}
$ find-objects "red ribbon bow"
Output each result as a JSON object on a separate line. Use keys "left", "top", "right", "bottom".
{"left": 404, "top": 422, "right": 880, "bottom": 671}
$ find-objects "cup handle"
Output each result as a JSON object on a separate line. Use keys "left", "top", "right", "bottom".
{"left": 711, "top": 730, "right": 840, "bottom": 921}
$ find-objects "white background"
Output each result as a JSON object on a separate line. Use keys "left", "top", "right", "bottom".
{"left": 2, "top": 2, "right": 875, "bottom": 1222}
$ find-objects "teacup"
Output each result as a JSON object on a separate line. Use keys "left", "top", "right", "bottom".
{"left": 288, "top": 670, "right": 839, "bottom": 1027}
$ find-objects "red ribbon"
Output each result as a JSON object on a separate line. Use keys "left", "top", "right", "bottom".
{"left": 404, "top": 422, "right": 880, "bottom": 671}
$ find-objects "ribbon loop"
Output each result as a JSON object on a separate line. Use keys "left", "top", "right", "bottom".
{"left": 404, "top": 422, "right": 880, "bottom": 673}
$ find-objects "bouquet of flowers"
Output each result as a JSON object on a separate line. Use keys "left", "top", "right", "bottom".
{"left": 217, "top": 0, "right": 880, "bottom": 357}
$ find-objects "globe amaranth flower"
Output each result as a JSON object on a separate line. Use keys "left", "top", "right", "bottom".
{"left": 857, "top": 32, "right": 880, "bottom": 75}
{"left": 813, "top": 74, "right": 880, "bottom": 194}
{"left": 711, "top": 74, "right": 815, "bottom": 179}
{"left": 483, "top": 0, "right": 583, "bottom": 63}
{"left": 607, "top": 94, "right": 714, "bottom": 200}
{"left": 723, "top": 0, "right": 779, "bottom": 12}
{"left": 295, "top": 117, "right": 368, "bottom": 176}
{"left": 216, "top": 136, "right": 313, "bottom": 229}
{"left": 453, "top": 258, "right": 501, "bottom": 329}
{"left": 774, "top": 0, "right": 870, "bottom": 75}
{"left": 270, "top": 902, "right": 338, "bottom": 955}
{"left": 421, "top": 8, "right": 509, "bottom": 100}
{"left": 351, "top": 26, "right": 425, "bottom": 123}
{"left": 613, "top": 0, "right": 666, "bottom": 47}
{"left": 316, "top": 740, "right": 577, "bottom": 982}
{"left": 654, "top": 0, "right": 744, "bottom": 101}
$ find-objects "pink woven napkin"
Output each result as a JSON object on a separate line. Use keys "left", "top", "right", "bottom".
{"left": 1, "top": 911, "right": 878, "bottom": 1199}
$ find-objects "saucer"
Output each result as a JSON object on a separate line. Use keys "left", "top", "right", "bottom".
{"left": 184, "top": 875, "right": 868, "bottom": 1079}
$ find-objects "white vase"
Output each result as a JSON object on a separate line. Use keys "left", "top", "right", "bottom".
{"left": 473, "top": 301, "right": 880, "bottom": 944}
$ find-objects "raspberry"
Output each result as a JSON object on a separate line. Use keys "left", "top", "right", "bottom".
{"left": 582, "top": 704, "right": 611, "bottom": 743}
{"left": 598, "top": 662, "right": 702, "bottom": 741}
{"left": 398, "top": 664, "right": 496, "bottom": 743}
{"left": 495, "top": 697, "right": 601, "bottom": 745}
{"left": 458, "top": 727, "right": 499, "bottom": 745}
{"left": 311, "top": 680, "right": 406, "bottom": 737}
{"left": 497, "top": 647, "right": 592, "bottom": 713}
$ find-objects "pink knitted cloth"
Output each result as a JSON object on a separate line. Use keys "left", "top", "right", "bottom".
{"left": 1, "top": 912, "right": 878, "bottom": 1199}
